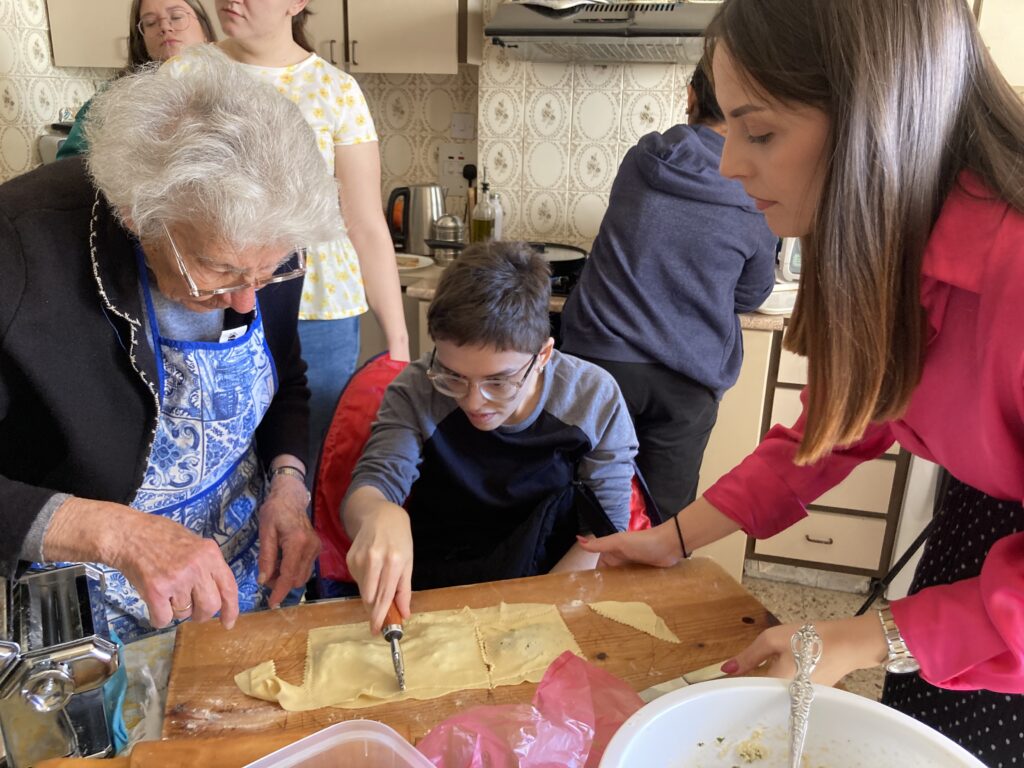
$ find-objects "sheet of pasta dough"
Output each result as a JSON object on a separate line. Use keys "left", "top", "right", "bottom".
{"left": 587, "top": 601, "right": 681, "bottom": 644}
{"left": 234, "top": 603, "right": 583, "bottom": 711}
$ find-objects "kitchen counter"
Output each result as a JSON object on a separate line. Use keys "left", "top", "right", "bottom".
{"left": 405, "top": 275, "right": 788, "bottom": 332}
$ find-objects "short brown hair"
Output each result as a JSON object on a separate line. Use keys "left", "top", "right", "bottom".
{"left": 427, "top": 242, "right": 552, "bottom": 353}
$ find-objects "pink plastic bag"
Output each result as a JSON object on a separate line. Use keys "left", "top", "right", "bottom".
{"left": 416, "top": 652, "right": 644, "bottom": 768}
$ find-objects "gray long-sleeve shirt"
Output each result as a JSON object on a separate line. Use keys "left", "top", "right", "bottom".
{"left": 348, "top": 349, "right": 640, "bottom": 544}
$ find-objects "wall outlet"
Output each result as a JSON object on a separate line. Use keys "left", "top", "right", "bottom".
{"left": 438, "top": 141, "right": 478, "bottom": 198}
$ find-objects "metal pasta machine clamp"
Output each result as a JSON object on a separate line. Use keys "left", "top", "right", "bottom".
{"left": 1, "top": 565, "right": 119, "bottom": 767}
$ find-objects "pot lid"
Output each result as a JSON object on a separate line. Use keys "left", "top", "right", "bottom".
{"left": 529, "top": 241, "right": 587, "bottom": 261}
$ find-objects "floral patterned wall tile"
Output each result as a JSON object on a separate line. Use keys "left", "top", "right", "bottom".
{"left": 355, "top": 65, "right": 479, "bottom": 208}
{"left": 478, "top": 38, "right": 688, "bottom": 250}
{"left": 0, "top": 0, "right": 115, "bottom": 183}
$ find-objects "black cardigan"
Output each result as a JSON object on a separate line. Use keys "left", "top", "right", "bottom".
{"left": 0, "top": 159, "right": 310, "bottom": 576}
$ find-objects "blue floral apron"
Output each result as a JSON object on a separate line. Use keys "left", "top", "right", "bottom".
{"left": 97, "top": 260, "right": 278, "bottom": 642}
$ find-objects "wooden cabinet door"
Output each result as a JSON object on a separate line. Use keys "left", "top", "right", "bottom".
{"left": 47, "top": 0, "right": 132, "bottom": 68}
{"left": 305, "top": 0, "right": 345, "bottom": 67}
{"left": 346, "top": 0, "right": 458, "bottom": 74}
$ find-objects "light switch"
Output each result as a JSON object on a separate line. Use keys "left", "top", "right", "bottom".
{"left": 450, "top": 112, "right": 476, "bottom": 140}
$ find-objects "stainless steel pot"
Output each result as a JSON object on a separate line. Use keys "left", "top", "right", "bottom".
{"left": 430, "top": 214, "right": 465, "bottom": 266}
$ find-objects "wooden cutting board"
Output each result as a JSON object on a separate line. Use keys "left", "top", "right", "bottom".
{"left": 163, "top": 559, "right": 775, "bottom": 742}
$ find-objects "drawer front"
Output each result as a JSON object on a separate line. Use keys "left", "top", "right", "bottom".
{"left": 754, "top": 511, "right": 887, "bottom": 570}
{"left": 769, "top": 388, "right": 900, "bottom": 456}
{"left": 777, "top": 346, "right": 808, "bottom": 386}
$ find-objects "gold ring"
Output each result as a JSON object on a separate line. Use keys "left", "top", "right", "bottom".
{"left": 171, "top": 599, "right": 193, "bottom": 613}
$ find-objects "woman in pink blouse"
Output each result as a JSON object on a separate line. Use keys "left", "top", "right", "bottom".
{"left": 581, "top": 0, "right": 1024, "bottom": 762}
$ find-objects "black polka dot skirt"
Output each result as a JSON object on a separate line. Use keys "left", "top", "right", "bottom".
{"left": 882, "top": 476, "right": 1024, "bottom": 767}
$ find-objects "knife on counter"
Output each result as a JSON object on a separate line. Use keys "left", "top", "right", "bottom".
{"left": 383, "top": 601, "right": 407, "bottom": 691}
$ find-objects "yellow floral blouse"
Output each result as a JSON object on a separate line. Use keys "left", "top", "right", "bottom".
{"left": 239, "top": 53, "right": 377, "bottom": 320}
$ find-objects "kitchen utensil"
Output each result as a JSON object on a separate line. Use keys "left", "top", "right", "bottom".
{"left": 385, "top": 184, "right": 444, "bottom": 256}
{"left": 0, "top": 566, "right": 120, "bottom": 768}
{"left": 430, "top": 214, "right": 465, "bottom": 266}
{"left": 383, "top": 602, "right": 406, "bottom": 692}
{"left": 788, "top": 623, "right": 821, "bottom": 768}
{"left": 600, "top": 678, "right": 987, "bottom": 768}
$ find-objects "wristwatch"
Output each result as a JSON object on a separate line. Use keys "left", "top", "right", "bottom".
{"left": 877, "top": 605, "right": 920, "bottom": 674}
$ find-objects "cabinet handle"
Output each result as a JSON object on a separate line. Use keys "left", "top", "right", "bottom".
{"left": 328, "top": 39, "right": 337, "bottom": 65}
{"left": 804, "top": 534, "right": 834, "bottom": 545}
{"left": 351, "top": 39, "right": 359, "bottom": 66}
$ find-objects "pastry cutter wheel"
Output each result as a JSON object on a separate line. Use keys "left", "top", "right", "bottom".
{"left": 383, "top": 601, "right": 406, "bottom": 691}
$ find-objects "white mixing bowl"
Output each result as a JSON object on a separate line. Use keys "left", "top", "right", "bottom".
{"left": 601, "top": 678, "right": 986, "bottom": 768}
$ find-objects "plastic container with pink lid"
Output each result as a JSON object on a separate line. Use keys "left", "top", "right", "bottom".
{"left": 243, "top": 720, "right": 434, "bottom": 768}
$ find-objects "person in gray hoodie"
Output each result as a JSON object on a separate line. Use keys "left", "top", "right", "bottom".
{"left": 561, "top": 61, "right": 777, "bottom": 520}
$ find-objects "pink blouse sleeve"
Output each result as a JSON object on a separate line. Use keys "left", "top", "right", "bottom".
{"left": 703, "top": 387, "right": 896, "bottom": 538}
{"left": 891, "top": 533, "right": 1024, "bottom": 693}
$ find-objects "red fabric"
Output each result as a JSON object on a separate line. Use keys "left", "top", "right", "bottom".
{"left": 313, "top": 354, "right": 408, "bottom": 583}
{"left": 628, "top": 475, "right": 652, "bottom": 531}
{"left": 313, "top": 354, "right": 652, "bottom": 582}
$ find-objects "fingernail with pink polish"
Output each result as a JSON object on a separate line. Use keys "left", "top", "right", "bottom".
{"left": 721, "top": 659, "right": 739, "bottom": 674}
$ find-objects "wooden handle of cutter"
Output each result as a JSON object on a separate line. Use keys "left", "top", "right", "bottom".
{"left": 385, "top": 601, "right": 403, "bottom": 628}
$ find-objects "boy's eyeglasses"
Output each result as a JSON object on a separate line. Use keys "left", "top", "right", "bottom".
{"left": 163, "top": 224, "right": 307, "bottom": 298}
{"left": 426, "top": 349, "right": 539, "bottom": 403}
{"left": 138, "top": 10, "right": 196, "bottom": 36}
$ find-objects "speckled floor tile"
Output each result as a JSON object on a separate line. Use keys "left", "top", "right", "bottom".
{"left": 742, "top": 576, "right": 886, "bottom": 701}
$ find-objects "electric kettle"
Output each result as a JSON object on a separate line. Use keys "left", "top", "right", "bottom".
{"left": 385, "top": 184, "right": 444, "bottom": 256}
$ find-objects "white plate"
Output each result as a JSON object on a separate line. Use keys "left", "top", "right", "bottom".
{"left": 395, "top": 254, "right": 434, "bottom": 272}
{"left": 601, "top": 678, "right": 986, "bottom": 768}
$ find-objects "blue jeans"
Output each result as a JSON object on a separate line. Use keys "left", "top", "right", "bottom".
{"left": 297, "top": 316, "right": 361, "bottom": 483}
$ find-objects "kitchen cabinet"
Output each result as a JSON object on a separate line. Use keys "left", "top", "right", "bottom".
{"left": 305, "top": 0, "right": 346, "bottom": 67}
{"left": 45, "top": 0, "right": 225, "bottom": 69}
{"left": 977, "top": 0, "right": 1024, "bottom": 86}
{"left": 747, "top": 329, "right": 911, "bottom": 579}
{"left": 345, "top": 0, "right": 482, "bottom": 74}
{"left": 46, "top": 0, "right": 132, "bottom": 68}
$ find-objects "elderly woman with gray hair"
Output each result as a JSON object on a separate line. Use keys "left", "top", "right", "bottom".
{"left": 0, "top": 46, "right": 337, "bottom": 641}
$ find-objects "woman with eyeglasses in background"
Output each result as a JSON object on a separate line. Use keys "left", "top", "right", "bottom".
{"left": 57, "top": 0, "right": 216, "bottom": 159}
{"left": 207, "top": 0, "right": 411, "bottom": 484}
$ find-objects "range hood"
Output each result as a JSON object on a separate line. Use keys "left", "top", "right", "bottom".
{"left": 485, "top": 2, "right": 719, "bottom": 64}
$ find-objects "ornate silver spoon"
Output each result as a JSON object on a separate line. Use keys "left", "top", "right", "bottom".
{"left": 789, "top": 623, "right": 823, "bottom": 768}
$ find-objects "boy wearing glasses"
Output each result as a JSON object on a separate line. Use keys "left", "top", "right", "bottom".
{"left": 342, "top": 242, "right": 640, "bottom": 633}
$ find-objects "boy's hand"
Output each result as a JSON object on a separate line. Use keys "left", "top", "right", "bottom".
{"left": 345, "top": 502, "right": 413, "bottom": 634}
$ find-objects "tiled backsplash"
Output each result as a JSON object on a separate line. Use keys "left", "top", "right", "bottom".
{"left": 478, "top": 0, "right": 694, "bottom": 250}
{"left": 355, "top": 67, "right": 479, "bottom": 205}
{"left": 478, "top": 45, "right": 693, "bottom": 250}
{"left": 0, "top": 0, "right": 113, "bottom": 183}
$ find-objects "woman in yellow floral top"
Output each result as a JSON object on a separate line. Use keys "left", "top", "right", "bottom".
{"left": 216, "top": 0, "right": 410, "bottom": 480}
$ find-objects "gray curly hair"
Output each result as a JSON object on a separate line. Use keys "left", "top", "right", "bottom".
{"left": 84, "top": 45, "right": 341, "bottom": 251}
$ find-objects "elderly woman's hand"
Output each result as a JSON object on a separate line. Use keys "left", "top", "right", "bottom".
{"left": 256, "top": 471, "right": 320, "bottom": 608}
{"left": 720, "top": 615, "right": 890, "bottom": 686}
{"left": 44, "top": 497, "right": 240, "bottom": 629}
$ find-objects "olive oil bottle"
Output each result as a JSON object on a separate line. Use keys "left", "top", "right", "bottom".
{"left": 470, "top": 180, "right": 495, "bottom": 243}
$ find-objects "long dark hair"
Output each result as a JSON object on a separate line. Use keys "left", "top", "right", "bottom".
{"left": 707, "top": 0, "right": 1024, "bottom": 464}
{"left": 126, "top": 0, "right": 217, "bottom": 71}
{"left": 292, "top": 8, "right": 315, "bottom": 53}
